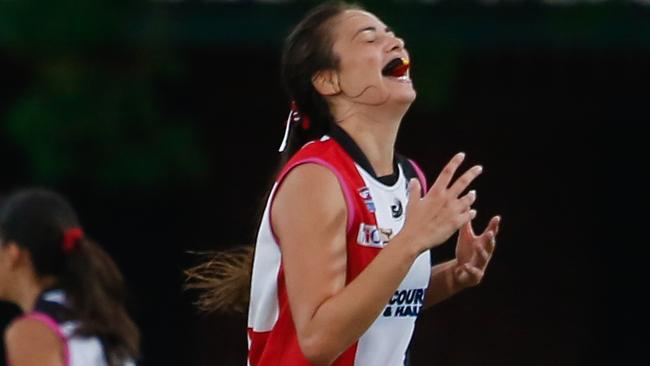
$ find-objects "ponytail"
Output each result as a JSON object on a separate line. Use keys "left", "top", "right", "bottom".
{"left": 63, "top": 236, "right": 140, "bottom": 365}
{"left": 0, "top": 188, "right": 139, "bottom": 366}
{"left": 186, "top": 2, "right": 361, "bottom": 315}
{"left": 184, "top": 246, "right": 254, "bottom": 314}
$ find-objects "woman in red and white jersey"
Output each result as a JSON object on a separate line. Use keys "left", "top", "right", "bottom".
{"left": 187, "top": 2, "right": 502, "bottom": 366}
{"left": 245, "top": 2, "right": 502, "bottom": 365}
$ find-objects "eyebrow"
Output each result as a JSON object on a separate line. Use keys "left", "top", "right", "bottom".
{"left": 352, "top": 26, "right": 393, "bottom": 40}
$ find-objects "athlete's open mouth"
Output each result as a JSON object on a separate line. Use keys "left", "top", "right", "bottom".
{"left": 382, "top": 57, "right": 410, "bottom": 78}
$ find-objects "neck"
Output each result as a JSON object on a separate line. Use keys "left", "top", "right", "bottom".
{"left": 335, "top": 102, "right": 409, "bottom": 176}
{"left": 12, "top": 273, "right": 56, "bottom": 313}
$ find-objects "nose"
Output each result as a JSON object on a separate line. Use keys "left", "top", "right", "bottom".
{"left": 386, "top": 36, "right": 405, "bottom": 53}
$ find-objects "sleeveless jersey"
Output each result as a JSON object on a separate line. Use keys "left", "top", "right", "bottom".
{"left": 248, "top": 128, "right": 431, "bottom": 366}
{"left": 10, "top": 289, "right": 135, "bottom": 366}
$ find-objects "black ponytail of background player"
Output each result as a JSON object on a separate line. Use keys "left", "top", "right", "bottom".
{"left": 185, "top": 1, "right": 361, "bottom": 314}
{"left": 0, "top": 188, "right": 139, "bottom": 365}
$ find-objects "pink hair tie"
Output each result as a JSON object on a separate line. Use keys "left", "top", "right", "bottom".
{"left": 62, "top": 227, "right": 84, "bottom": 254}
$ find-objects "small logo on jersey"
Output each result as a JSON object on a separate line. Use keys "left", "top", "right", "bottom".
{"left": 391, "top": 199, "right": 403, "bottom": 219}
{"left": 382, "top": 288, "right": 426, "bottom": 318}
{"left": 358, "top": 187, "right": 376, "bottom": 213}
{"left": 380, "top": 228, "right": 394, "bottom": 243}
{"left": 357, "top": 224, "right": 382, "bottom": 247}
{"left": 357, "top": 224, "right": 393, "bottom": 247}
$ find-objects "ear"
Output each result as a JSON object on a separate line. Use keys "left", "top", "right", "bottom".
{"left": 312, "top": 70, "right": 341, "bottom": 96}
{"left": 2, "top": 242, "right": 23, "bottom": 268}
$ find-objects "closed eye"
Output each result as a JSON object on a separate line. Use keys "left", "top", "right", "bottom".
{"left": 354, "top": 26, "right": 376, "bottom": 41}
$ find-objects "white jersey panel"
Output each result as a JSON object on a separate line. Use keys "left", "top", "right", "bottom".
{"left": 42, "top": 291, "right": 135, "bottom": 366}
{"left": 60, "top": 322, "right": 108, "bottom": 366}
{"left": 247, "top": 184, "right": 282, "bottom": 331}
{"left": 354, "top": 164, "right": 432, "bottom": 366}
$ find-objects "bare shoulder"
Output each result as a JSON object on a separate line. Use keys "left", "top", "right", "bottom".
{"left": 6, "top": 316, "right": 61, "bottom": 343}
{"left": 5, "top": 317, "right": 64, "bottom": 366}
{"left": 274, "top": 162, "right": 347, "bottom": 217}
{"left": 281, "top": 163, "right": 342, "bottom": 194}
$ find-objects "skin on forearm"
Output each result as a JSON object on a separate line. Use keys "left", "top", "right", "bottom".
{"left": 299, "top": 234, "right": 420, "bottom": 365}
{"left": 422, "top": 259, "right": 464, "bottom": 308}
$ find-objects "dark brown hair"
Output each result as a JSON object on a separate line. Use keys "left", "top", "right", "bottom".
{"left": 280, "top": 1, "right": 362, "bottom": 158}
{"left": 0, "top": 189, "right": 139, "bottom": 365}
{"left": 185, "top": 1, "right": 361, "bottom": 314}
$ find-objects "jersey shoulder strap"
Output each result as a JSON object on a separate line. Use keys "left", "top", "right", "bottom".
{"left": 396, "top": 154, "right": 428, "bottom": 196}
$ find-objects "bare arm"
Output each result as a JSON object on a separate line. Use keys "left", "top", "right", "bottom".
{"left": 274, "top": 153, "right": 481, "bottom": 366}
{"left": 273, "top": 164, "right": 420, "bottom": 365}
{"left": 422, "top": 259, "right": 462, "bottom": 308}
{"left": 5, "top": 318, "right": 64, "bottom": 366}
{"left": 423, "top": 216, "right": 502, "bottom": 308}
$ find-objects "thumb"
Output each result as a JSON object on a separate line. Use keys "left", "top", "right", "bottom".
{"left": 460, "top": 220, "right": 474, "bottom": 239}
{"left": 454, "top": 265, "right": 468, "bottom": 286}
{"left": 408, "top": 178, "right": 421, "bottom": 199}
{"left": 406, "top": 178, "right": 421, "bottom": 212}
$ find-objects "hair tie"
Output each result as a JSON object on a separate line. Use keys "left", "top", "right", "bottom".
{"left": 278, "top": 101, "right": 311, "bottom": 152}
{"left": 63, "top": 227, "right": 84, "bottom": 254}
{"left": 292, "top": 101, "right": 311, "bottom": 131}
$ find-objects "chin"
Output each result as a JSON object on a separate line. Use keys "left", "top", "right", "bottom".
{"left": 393, "top": 89, "right": 417, "bottom": 105}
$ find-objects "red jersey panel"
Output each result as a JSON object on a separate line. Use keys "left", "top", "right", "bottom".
{"left": 247, "top": 137, "right": 431, "bottom": 366}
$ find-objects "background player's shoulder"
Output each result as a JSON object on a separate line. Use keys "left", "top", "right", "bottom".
{"left": 5, "top": 315, "right": 64, "bottom": 362}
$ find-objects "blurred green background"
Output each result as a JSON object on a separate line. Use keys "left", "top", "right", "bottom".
{"left": 1, "top": 0, "right": 646, "bottom": 190}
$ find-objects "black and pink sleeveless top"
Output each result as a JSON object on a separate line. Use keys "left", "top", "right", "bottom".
{"left": 8, "top": 290, "right": 135, "bottom": 366}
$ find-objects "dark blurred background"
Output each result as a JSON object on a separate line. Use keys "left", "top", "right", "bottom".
{"left": 0, "top": 0, "right": 645, "bottom": 365}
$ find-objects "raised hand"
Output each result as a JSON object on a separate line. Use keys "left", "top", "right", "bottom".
{"left": 454, "top": 215, "right": 501, "bottom": 288}
{"left": 401, "top": 152, "right": 483, "bottom": 254}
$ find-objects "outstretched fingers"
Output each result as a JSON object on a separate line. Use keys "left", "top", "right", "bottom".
{"left": 456, "top": 190, "right": 477, "bottom": 214}
{"left": 480, "top": 216, "right": 501, "bottom": 250}
{"left": 448, "top": 165, "right": 483, "bottom": 198}
{"left": 482, "top": 215, "right": 501, "bottom": 237}
{"left": 462, "top": 209, "right": 477, "bottom": 227}
{"left": 402, "top": 153, "right": 489, "bottom": 252}
{"left": 430, "top": 152, "right": 466, "bottom": 193}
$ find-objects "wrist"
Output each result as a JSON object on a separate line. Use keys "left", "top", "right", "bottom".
{"left": 449, "top": 259, "right": 468, "bottom": 292}
{"left": 392, "top": 231, "right": 424, "bottom": 261}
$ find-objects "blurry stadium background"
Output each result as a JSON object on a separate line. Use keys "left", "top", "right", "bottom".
{"left": 1, "top": 0, "right": 646, "bottom": 365}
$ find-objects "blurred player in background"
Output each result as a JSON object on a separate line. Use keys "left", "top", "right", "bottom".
{"left": 0, "top": 189, "right": 139, "bottom": 366}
